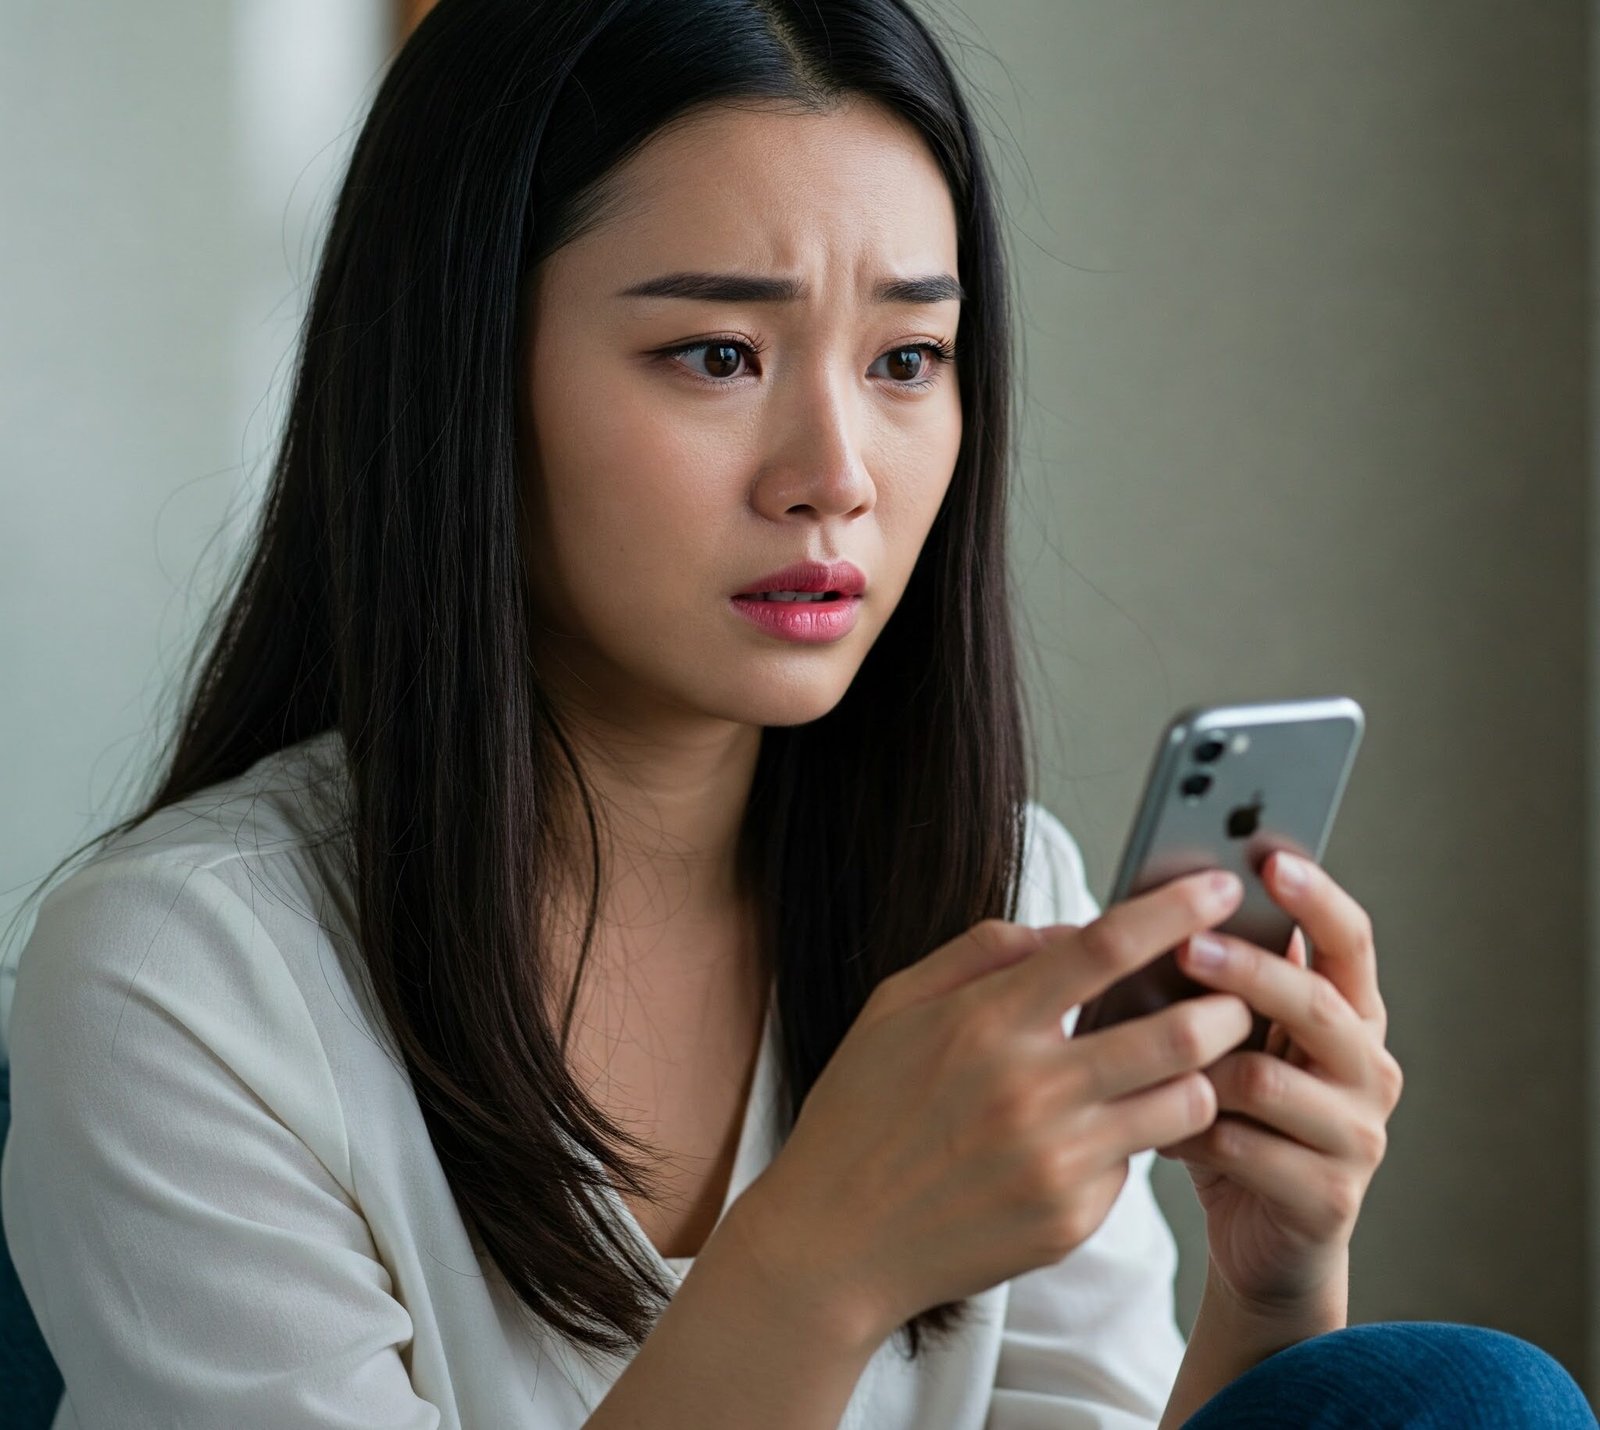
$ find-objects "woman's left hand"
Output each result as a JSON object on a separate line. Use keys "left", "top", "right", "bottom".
{"left": 1156, "top": 850, "right": 1404, "bottom": 1313}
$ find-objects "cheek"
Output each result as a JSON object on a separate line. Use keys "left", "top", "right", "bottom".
{"left": 549, "top": 414, "right": 725, "bottom": 558}
{"left": 527, "top": 401, "right": 737, "bottom": 636}
{"left": 880, "top": 401, "right": 962, "bottom": 536}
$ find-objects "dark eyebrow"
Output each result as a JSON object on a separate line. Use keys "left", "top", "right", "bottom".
{"left": 614, "top": 271, "right": 965, "bottom": 305}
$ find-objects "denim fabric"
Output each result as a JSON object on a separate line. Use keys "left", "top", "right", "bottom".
{"left": 0, "top": 1062, "right": 65, "bottom": 1430}
{"left": 1183, "top": 1321, "right": 1595, "bottom": 1428}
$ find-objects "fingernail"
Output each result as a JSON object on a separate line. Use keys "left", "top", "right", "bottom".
{"left": 1274, "top": 853, "right": 1308, "bottom": 892}
{"left": 1208, "top": 870, "right": 1242, "bottom": 906}
{"left": 1187, "top": 933, "right": 1226, "bottom": 968}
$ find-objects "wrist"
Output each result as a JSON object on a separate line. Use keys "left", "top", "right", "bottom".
{"left": 1158, "top": 1254, "right": 1349, "bottom": 1430}
{"left": 590, "top": 1186, "right": 884, "bottom": 1429}
{"left": 1201, "top": 1248, "right": 1349, "bottom": 1343}
{"left": 719, "top": 1178, "right": 890, "bottom": 1358}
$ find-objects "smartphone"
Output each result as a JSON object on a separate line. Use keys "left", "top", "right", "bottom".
{"left": 1070, "top": 695, "right": 1365, "bottom": 1054}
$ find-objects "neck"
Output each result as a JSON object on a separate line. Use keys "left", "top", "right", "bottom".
{"left": 541, "top": 704, "right": 763, "bottom": 934}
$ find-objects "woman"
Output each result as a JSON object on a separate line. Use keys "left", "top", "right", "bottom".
{"left": 2, "top": 1, "right": 1590, "bottom": 1425}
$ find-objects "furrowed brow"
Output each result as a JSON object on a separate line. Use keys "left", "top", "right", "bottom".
{"left": 614, "top": 271, "right": 965, "bottom": 305}
{"left": 873, "top": 274, "right": 965, "bottom": 305}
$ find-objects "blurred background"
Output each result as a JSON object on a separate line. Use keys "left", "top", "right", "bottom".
{"left": 1, "top": 0, "right": 1594, "bottom": 1403}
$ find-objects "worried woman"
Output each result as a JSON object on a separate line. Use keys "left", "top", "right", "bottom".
{"left": 2, "top": 2, "right": 1590, "bottom": 1427}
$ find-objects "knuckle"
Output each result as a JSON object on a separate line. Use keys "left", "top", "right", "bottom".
{"left": 1239, "top": 1053, "right": 1281, "bottom": 1107}
{"left": 1036, "top": 1165, "right": 1120, "bottom": 1256}
{"left": 1019, "top": 1146, "right": 1074, "bottom": 1226}
{"left": 969, "top": 918, "right": 1022, "bottom": 959}
{"left": 987, "top": 1070, "right": 1045, "bottom": 1140}
{"left": 1351, "top": 1118, "right": 1387, "bottom": 1168}
{"left": 1376, "top": 1048, "right": 1405, "bottom": 1108}
{"left": 1032, "top": 1137, "right": 1087, "bottom": 1198}
{"left": 1325, "top": 1172, "right": 1363, "bottom": 1225}
{"left": 1211, "top": 1115, "right": 1246, "bottom": 1161}
{"left": 1045, "top": 1204, "right": 1095, "bottom": 1256}
{"left": 1175, "top": 1069, "right": 1218, "bottom": 1132}
{"left": 1077, "top": 917, "right": 1134, "bottom": 972}
{"left": 1307, "top": 972, "right": 1346, "bottom": 1030}
{"left": 1163, "top": 1004, "right": 1212, "bottom": 1066}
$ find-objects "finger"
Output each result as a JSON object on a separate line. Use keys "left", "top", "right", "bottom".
{"left": 1005, "top": 869, "right": 1245, "bottom": 1025}
{"left": 1176, "top": 930, "right": 1372, "bottom": 1087}
{"left": 1066, "top": 993, "right": 1254, "bottom": 1102}
{"left": 1162, "top": 1115, "right": 1366, "bottom": 1235}
{"left": 882, "top": 918, "right": 1065, "bottom": 1014}
{"left": 1093, "top": 1068, "right": 1222, "bottom": 1162}
{"left": 1286, "top": 926, "right": 1308, "bottom": 968}
{"left": 1263, "top": 930, "right": 1308, "bottom": 1059}
{"left": 1263, "top": 852, "right": 1385, "bottom": 1031}
{"left": 1205, "top": 1051, "right": 1386, "bottom": 1163}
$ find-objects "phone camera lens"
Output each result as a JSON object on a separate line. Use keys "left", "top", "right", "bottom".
{"left": 1180, "top": 773, "right": 1212, "bottom": 799}
{"left": 1194, "top": 738, "right": 1225, "bottom": 764}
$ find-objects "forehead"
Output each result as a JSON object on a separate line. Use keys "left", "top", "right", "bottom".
{"left": 546, "top": 96, "right": 960, "bottom": 299}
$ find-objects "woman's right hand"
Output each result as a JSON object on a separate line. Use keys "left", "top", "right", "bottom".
{"left": 730, "top": 868, "right": 1252, "bottom": 1347}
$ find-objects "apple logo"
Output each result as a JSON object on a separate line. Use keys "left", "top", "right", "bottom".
{"left": 1227, "top": 794, "right": 1263, "bottom": 839}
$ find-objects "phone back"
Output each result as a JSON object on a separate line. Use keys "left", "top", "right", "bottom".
{"left": 1073, "top": 695, "right": 1364, "bottom": 1043}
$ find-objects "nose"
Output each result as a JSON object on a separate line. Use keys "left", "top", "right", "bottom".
{"left": 750, "top": 368, "right": 876, "bottom": 520}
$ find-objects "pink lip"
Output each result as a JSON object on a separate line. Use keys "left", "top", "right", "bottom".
{"left": 734, "top": 559, "right": 866, "bottom": 597}
{"left": 729, "top": 593, "right": 862, "bottom": 643}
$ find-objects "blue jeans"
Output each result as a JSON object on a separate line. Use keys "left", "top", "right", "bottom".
{"left": 1182, "top": 1322, "right": 1596, "bottom": 1427}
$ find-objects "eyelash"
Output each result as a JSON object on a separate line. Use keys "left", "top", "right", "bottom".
{"left": 659, "top": 335, "right": 959, "bottom": 391}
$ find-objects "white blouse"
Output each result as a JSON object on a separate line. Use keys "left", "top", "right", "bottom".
{"left": 1, "top": 730, "right": 1186, "bottom": 1429}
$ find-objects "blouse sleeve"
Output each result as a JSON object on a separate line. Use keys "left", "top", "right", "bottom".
{"left": 985, "top": 806, "right": 1188, "bottom": 1429}
{"left": 0, "top": 854, "right": 442, "bottom": 1430}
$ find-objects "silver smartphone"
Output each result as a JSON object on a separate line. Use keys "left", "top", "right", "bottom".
{"left": 1071, "top": 695, "right": 1365, "bottom": 1054}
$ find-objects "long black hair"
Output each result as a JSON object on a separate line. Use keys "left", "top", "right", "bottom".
{"left": 26, "top": 0, "right": 1039, "bottom": 1367}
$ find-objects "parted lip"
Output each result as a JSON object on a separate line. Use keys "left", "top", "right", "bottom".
{"left": 733, "top": 560, "right": 867, "bottom": 597}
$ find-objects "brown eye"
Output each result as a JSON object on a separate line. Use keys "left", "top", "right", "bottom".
{"left": 869, "top": 342, "right": 953, "bottom": 387}
{"left": 703, "top": 343, "right": 743, "bottom": 379}
{"left": 666, "top": 340, "right": 756, "bottom": 382}
{"left": 884, "top": 348, "right": 927, "bottom": 382}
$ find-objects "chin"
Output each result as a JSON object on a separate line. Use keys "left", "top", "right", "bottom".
{"left": 707, "top": 670, "right": 860, "bottom": 728}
